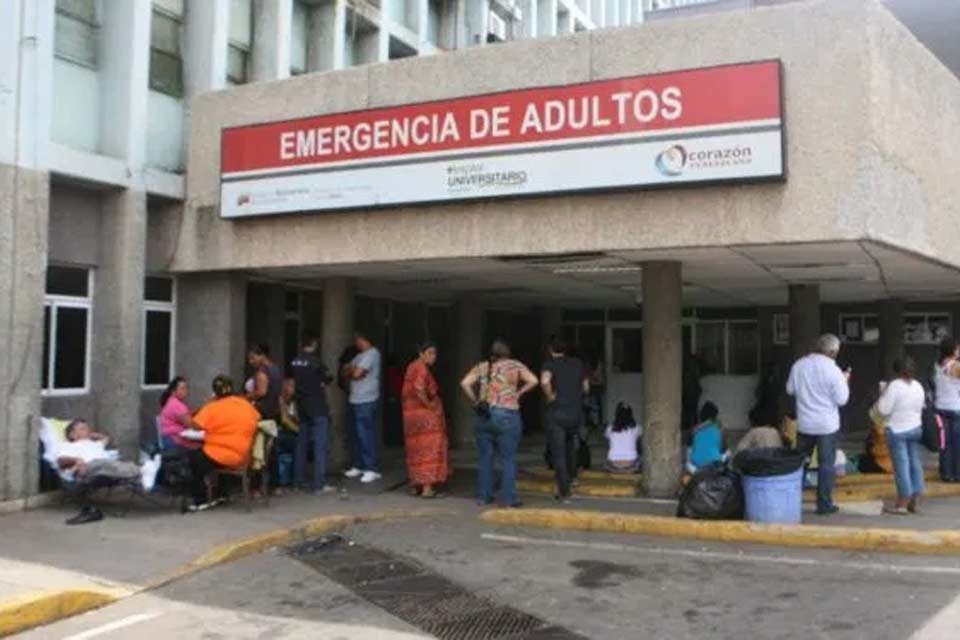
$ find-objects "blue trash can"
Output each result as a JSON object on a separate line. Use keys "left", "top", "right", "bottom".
{"left": 742, "top": 467, "right": 804, "bottom": 524}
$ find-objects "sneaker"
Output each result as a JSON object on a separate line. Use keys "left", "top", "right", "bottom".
{"left": 344, "top": 467, "right": 363, "bottom": 479}
{"left": 815, "top": 505, "right": 840, "bottom": 516}
{"left": 313, "top": 486, "right": 337, "bottom": 495}
{"left": 360, "top": 471, "right": 382, "bottom": 484}
{"left": 187, "top": 501, "right": 213, "bottom": 513}
{"left": 66, "top": 507, "right": 104, "bottom": 525}
{"left": 140, "top": 454, "right": 162, "bottom": 491}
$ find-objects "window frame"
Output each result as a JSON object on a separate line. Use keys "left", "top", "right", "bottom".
{"left": 141, "top": 276, "right": 177, "bottom": 390}
{"left": 54, "top": 0, "right": 102, "bottom": 69}
{"left": 42, "top": 268, "right": 94, "bottom": 397}
{"left": 693, "top": 319, "right": 760, "bottom": 376}
{"left": 149, "top": 6, "right": 185, "bottom": 98}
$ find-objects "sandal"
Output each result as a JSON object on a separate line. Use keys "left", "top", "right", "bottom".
{"left": 883, "top": 506, "right": 910, "bottom": 516}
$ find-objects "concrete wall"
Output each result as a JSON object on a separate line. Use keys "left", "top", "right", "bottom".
{"left": 172, "top": 0, "right": 960, "bottom": 275}
{"left": 48, "top": 185, "right": 101, "bottom": 266}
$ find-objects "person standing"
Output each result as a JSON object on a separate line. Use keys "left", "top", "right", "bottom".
{"left": 343, "top": 332, "right": 382, "bottom": 483}
{"left": 246, "top": 344, "right": 283, "bottom": 422}
{"left": 402, "top": 342, "right": 450, "bottom": 499}
{"left": 933, "top": 337, "right": 960, "bottom": 482}
{"left": 876, "top": 356, "right": 926, "bottom": 515}
{"left": 786, "top": 334, "right": 851, "bottom": 515}
{"left": 460, "top": 339, "right": 539, "bottom": 508}
{"left": 540, "top": 338, "right": 589, "bottom": 502}
{"left": 290, "top": 333, "right": 335, "bottom": 494}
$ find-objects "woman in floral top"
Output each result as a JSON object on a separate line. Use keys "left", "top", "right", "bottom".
{"left": 460, "top": 338, "right": 539, "bottom": 507}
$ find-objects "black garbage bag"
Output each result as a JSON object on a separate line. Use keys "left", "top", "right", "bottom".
{"left": 676, "top": 465, "right": 744, "bottom": 520}
{"left": 734, "top": 447, "right": 806, "bottom": 478}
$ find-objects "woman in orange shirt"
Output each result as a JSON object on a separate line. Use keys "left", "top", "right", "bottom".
{"left": 187, "top": 375, "right": 260, "bottom": 512}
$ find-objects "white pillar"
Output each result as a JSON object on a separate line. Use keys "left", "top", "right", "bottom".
{"left": 184, "top": 0, "right": 231, "bottom": 95}
{"left": 522, "top": 0, "right": 539, "bottom": 38}
{"left": 538, "top": 0, "right": 558, "bottom": 37}
{"left": 252, "top": 0, "right": 293, "bottom": 82}
{"left": 464, "top": 0, "right": 489, "bottom": 47}
{"left": 605, "top": 0, "right": 620, "bottom": 27}
{"left": 0, "top": 0, "right": 54, "bottom": 500}
{"left": 307, "top": 0, "right": 346, "bottom": 72}
{"left": 98, "top": 0, "right": 151, "bottom": 167}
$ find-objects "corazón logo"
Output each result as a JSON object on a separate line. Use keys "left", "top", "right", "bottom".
{"left": 655, "top": 144, "right": 687, "bottom": 177}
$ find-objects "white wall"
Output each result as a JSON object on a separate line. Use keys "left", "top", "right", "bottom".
{"left": 146, "top": 89, "right": 184, "bottom": 171}
{"left": 51, "top": 59, "right": 100, "bottom": 153}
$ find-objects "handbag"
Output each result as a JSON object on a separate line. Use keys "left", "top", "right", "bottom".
{"left": 921, "top": 408, "right": 945, "bottom": 453}
{"left": 474, "top": 359, "right": 493, "bottom": 419}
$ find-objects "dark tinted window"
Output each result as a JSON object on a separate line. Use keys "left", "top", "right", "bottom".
{"left": 46, "top": 266, "right": 89, "bottom": 297}
{"left": 42, "top": 307, "right": 51, "bottom": 389}
{"left": 144, "top": 310, "right": 172, "bottom": 385}
{"left": 53, "top": 307, "right": 88, "bottom": 388}
{"left": 144, "top": 276, "right": 173, "bottom": 302}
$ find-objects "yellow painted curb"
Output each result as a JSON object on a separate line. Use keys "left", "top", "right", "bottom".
{"left": 0, "top": 589, "right": 121, "bottom": 637}
{"left": 0, "top": 509, "right": 438, "bottom": 637}
{"left": 516, "top": 478, "right": 637, "bottom": 498}
{"left": 480, "top": 508, "right": 960, "bottom": 555}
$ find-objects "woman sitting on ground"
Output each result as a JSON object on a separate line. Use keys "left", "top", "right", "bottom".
{"left": 158, "top": 376, "right": 201, "bottom": 451}
{"left": 876, "top": 356, "right": 926, "bottom": 515}
{"left": 605, "top": 403, "right": 642, "bottom": 473}
{"left": 687, "top": 402, "right": 725, "bottom": 473}
{"left": 734, "top": 409, "right": 787, "bottom": 455}
{"left": 186, "top": 375, "right": 261, "bottom": 512}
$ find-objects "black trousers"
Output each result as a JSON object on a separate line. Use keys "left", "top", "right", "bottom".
{"left": 188, "top": 449, "right": 218, "bottom": 505}
{"left": 547, "top": 406, "right": 582, "bottom": 498}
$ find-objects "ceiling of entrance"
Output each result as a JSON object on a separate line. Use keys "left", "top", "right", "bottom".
{"left": 254, "top": 241, "right": 960, "bottom": 308}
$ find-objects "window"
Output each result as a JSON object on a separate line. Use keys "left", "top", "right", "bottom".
{"left": 42, "top": 266, "right": 93, "bottom": 394}
{"left": 142, "top": 276, "right": 176, "bottom": 387}
{"left": 611, "top": 328, "right": 643, "bottom": 373}
{"left": 228, "top": 0, "right": 253, "bottom": 85}
{"left": 693, "top": 321, "right": 759, "bottom": 375}
{"left": 55, "top": 0, "right": 100, "bottom": 68}
{"left": 904, "top": 312, "right": 952, "bottom": 345}
{"left": 772, "top": 313, "right": 790, "bottom": 345}
{"left": 838, "top": 313, "right": 879, "bottom": 345}
{"left": 149, "top": 3, "right": 184, "bottom": 97}
{"left": 283, "top": 291, "right": 302, "bottom": 372}
{"left": 290, "top": 0, "right": 309, "bottom": 75}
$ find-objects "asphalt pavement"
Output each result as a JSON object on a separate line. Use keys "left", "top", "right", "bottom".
{"left": 16, "top": 511, "right": 960, "bottom": 640}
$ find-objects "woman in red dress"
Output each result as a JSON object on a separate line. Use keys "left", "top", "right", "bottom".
{"left": 402, "top": 342, "right": 449, "bottom": 498}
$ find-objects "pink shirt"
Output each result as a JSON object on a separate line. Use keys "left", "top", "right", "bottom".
{"left": 160, "top": 396, "right": 200, "bottom": 450}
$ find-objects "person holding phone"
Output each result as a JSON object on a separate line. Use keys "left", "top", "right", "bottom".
{"left": 786, "top": 334, "right": 851, "bottom": 515}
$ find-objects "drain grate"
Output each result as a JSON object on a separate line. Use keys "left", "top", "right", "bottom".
{"left": 290, "top": 536, "right": 586, "bottom": 640}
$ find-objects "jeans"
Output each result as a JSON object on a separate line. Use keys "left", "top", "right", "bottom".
{"left": 796, "top": 431, "right": 838, "bottom": 511}
{"left": 475, "top": 407, "right": 523, "bottom": 506}
{"left": 547, "top": 406, "right": 581, "bottom": 498}
{"left": 295, "top": 414, "right": 330, "bottom": 490}
{"left": 937, "top": 410, "right": 960, "bottom": 481}
{"left": 886, "top": 427, "right": 925, "bottom": 500}
{"left": 272, "top": 430, "right": 298, "bottom": 487}
{"left": 349, "top": 401, "right": 379, "bottom": 472}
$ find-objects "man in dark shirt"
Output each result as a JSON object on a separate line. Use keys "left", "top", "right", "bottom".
{"left": 540, "top": 338, "right": 589, "bottom": 502}
{"left": 290, "top": 332, "right": 335, "bottom": 494}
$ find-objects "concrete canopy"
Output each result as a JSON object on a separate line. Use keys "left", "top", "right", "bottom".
{"left": 175, "top": 0, "right": 960, "bottom": 298}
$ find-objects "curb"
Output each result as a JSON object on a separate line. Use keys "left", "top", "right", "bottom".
{"left": 480, "top": 508, "right": 960, "bottom": 555}
{"left": 0, "top": 509, "right": 437, "bottom": 637}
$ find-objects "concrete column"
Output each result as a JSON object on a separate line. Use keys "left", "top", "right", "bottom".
{"left": 176, "top": 273, "right": 247, "bottom": 407}
{"left": 452, "top": 298, "right": 484, "bottom": 446}
{"left": 98, "top": 0, "right": 151, "bottom": 164}
{"left": 788, "top": 284, "right": 820, "bottom": 360}
{"left": 307, "top": 1, "right": 346, "bottom": 72}
{"left": 252, "top": 0, "right": 293, "bottom": 82}
{"left": 641, "top": 262, "right": 682, "bottom": 498}
{"left": 879, "top": 299, "right": 905, "bottom": 381}
{"left": 321, "top": 278, "right": 354, "bottom": 471}
{"left": 538, "top": 0, "right": 558, "bottom": 37}
{"left": 92, "top": 191, "right": 148, "bottom": 456}
{"left": 184, "top": 0, "right": 231, "bottom": 95}
{"left": 0, "top": 0, "right": 53, "bottom": 501}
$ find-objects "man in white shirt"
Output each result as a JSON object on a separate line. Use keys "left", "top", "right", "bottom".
{"left": 343, "top": 332, "right": 382, "bottom": 484}
{"left": 786, "top": 334, "right": 851, "bottom": 515}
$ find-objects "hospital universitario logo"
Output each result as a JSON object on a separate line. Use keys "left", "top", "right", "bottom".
{"left": 655, "top": 144, "right": 688, "bottom": 177}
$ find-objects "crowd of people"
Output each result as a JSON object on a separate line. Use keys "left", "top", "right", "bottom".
{"left": 51, "top": 323, "right": 960, "bottom": 523}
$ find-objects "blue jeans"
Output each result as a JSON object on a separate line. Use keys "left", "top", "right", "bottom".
{"left": 349, "top": 401, "right": 379, "bottom": 472}
{"left": 937, "top": 410, "right": 960, "bottom": 481}
{"left": 797, "top": 431, "right": 838, "bottom": 511}
{"left": 887, "top": 427, "right": 925, "bottom": 500}
{"left": 475, "top": 407, "right": 523, "bottom": 506}
{"left": 295, "top": 414, "right": 329, "bottom": 490}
